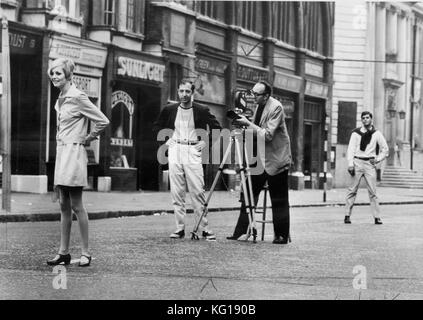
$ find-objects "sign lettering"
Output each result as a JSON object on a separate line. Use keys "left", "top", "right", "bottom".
{"left": 111, "top": 138, "right": 134, "bottom": 147}
{"left": 237, "top": 64, "right": 269, "bottom": 83}
{"left": 50, "top": 37, "right": 107, "bottom": 69}
{"left": 117, "top": 57, "right": 165, "bottom": 83}
{"left": 8, "top": 30, "right": 40, "bottom": 55}
{"left": 73, "top": 75, "right": 99, "bottom": 98}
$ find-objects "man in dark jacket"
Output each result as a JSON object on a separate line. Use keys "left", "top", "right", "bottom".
{"left": 153, "top": 80, "right": 222, "bottom": 240}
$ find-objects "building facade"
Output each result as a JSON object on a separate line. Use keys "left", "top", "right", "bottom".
{"left": 2, "top": 0, "right": 334, "bottom": 192}
{"left": 332, "top": 1, "right": 423, "bottom": 187}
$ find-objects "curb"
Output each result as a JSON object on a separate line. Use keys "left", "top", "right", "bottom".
{"left": 1, "top": 201, "right": 423, "bottom": 223}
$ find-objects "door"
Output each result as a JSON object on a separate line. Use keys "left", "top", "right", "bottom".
{"left": 303, "top": 100, "right": 324, "bottom": 188}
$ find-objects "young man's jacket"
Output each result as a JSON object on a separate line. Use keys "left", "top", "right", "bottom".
{"left": 153, "top": 102, "right": 222, "bottom": 169}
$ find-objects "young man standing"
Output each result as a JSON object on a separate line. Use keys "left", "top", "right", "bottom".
{"left": 344, "top": 111, "right": 389, "bottom": 224}
{"left": 154, "top": 80, "right": 222, "bottom": 240}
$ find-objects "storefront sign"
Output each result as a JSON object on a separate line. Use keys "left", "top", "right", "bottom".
{"left": 305, "top": 60, "right": 324, "bottom": 78}
{"left": 111, "top": 138, "right": 134, "bottom": 147}
{"left": 117, "top": 56, "right": 165, "bottom": 83}
{"left": 273, "top": 71, "right": 302, "bottom": 93}
{"left": 196, "top": 56, "right": 227, "bottom": 75}
{"left": 111, "top": 90, "right": 135, "bottom": 141}
{"left": 112, "top": 90, "right": 134, "bottom": 115}
{"left": 305, "top": 80, "right": 329, "bottom": 98}
{"left": 9, "top": 30, "right": 41, "bottom": 55}
{"left": 237, "top": 64, "right": 269, "bottom": 83}
{"left": 73, "top": 75, "right": 100, "bottom": 98}
{"left": 274, "top": 48, "right": 295, "bottom": 71}
{"left": 50, "top": 37, "right": 107, "bottom": 69}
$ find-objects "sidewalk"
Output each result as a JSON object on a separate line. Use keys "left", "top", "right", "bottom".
{"left": 1, "top": 186, "right": 423, "bottom": 222}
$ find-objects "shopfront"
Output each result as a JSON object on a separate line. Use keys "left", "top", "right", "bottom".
{"left": 303, "top": 79, "right": 329, "bottom": 189}
{"left": 272, "top": 71, "right": 303, "bottom": 146}
{"left": 9, "top": 22, "right": 46, "bottom": 193}
{"left": 46, "top": 35, "right": 108, "bottom": 190}
{"left": 105, "top": 50, "right": 165, "bottom": 191}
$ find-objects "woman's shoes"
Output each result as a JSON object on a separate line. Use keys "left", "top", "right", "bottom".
{"left": 78, "top": 254, "right": 92, "bottom": 267}
{"left": 47, "top": 254, "right": 71, "bottom": 266}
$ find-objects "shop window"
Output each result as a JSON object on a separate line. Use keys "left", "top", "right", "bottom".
{"left": 110, "top": 91, "right": 135, "bottom": 168}
{"left": 271, "top": 2, "right": 296, "bottom": 46}
{"left": 237, "top": 1, "right": 263, "bottom": 35}
{"left": 195, "top": 0, "right": 226, "bottom": 22}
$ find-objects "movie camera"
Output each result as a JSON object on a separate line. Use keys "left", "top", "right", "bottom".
{"left": 226, "top": 89, "right": 256, "bottom": 122}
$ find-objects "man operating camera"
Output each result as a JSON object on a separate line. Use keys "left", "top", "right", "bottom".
{"left": 227, "top": 81, "right": 292, "bottom": 244}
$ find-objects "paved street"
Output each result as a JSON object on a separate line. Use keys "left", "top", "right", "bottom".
{"left": 1, "top": 204, "right": 422, "bottom": 300}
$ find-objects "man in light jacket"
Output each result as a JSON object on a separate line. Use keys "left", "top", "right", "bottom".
{"left": 227, "top": 81, "right": 292, "bottom": 244}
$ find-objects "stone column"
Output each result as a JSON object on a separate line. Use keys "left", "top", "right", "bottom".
{"left": 397, "top": 11, "right": 408, "bottom": 145}
{"left": 291, "top": 2, "right": 305, "bottom": 190}
{"left": 384, "top": 6, "right": 404, "bottom": 166}
{"left": 374, "top": 4, "right": 386, "bottom": 131}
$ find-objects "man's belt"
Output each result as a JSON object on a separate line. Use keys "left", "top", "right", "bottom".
{"left": 354, "top": 156, "right": 375, "bottom": 161}
{"left": 175, "top": 139, "right": 199, "bottom": 145}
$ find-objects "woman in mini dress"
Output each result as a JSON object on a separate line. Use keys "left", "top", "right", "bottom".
{"left": 46, "top": 58, "right": 109, "bottom": 267}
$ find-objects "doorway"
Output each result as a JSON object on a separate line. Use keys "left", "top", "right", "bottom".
{"left": 303, "top": 99, "right": 324, "bottom": 188}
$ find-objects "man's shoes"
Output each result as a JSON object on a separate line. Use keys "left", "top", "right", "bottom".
{"left": 202, "top": 231, "right": 216, "bottom": 241}
{"left": 170, "top": 230, "right": 185, "bottom": 239}
{"left": 226, "top": 235, "right": 241, "bottom": 240}
{"left": 272, "top": 236, "right": 288, "bottom": 244}
{"left": 344, "top": 216, "right": 351, "bottom": 224}
{"left": 375, "top": 218, "right": 383, "bottom": 225}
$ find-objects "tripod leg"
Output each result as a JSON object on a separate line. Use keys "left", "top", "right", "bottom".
{"left": 191, "top": 137, "right": 234, "bottom": 240}
{"left": 234, "top": 137, "right": 256, "bottom": 242}
{"left": 243, "top": 143, "right": 258, "bottom": 242}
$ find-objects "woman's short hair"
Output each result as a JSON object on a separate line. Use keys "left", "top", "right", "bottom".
{"left": 48, "top": 58, "right": 75, "bottom": 80}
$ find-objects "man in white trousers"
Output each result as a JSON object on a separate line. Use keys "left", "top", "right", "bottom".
{"left": 344, "top": 111, "right": 389, "bottom": 225}
{"left": 154, "top": 80, "right": 222, "bottom": 240}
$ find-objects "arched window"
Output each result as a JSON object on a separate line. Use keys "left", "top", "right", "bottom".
{"left": 270, "top": 1, "right": 296, "bottom": 46}
{"left": 303, "top": 2, "right": 325, "bottom": 55}
{"left": 195, "top": 0, "right": 225, "bottom": 22}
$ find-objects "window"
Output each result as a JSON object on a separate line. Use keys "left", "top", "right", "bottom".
{"left": 303, "top": 2, "right": 324, "bottom": 55}
{"left": 127, "top": 0, "right": 135, "bottom": 31}
{"left": 238, "top": 1, "right": 262, "bottom": 34}
{"left": 104, "top": 0, "right": 115, "bottom": 26}
{"left": 195, "top": 0, "right": 225, "bottom": 22}
{"left": 271, "top": 2, "right": 296, "bottom": 46}
{"left": 46, "top": 0, "right": 80, "bottom": 19}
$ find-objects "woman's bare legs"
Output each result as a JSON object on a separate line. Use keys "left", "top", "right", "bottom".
{"left": 69, "top": 187, "right": 90, "bottom": 257}
{"left": 58, "top": 187, "right": 72, "bottom": 255}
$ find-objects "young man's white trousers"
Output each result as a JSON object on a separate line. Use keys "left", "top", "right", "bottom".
{"left": 168, "top": 144, "right": 209, "bottom": 232}
{"left": 345, "top": 158, "right": 381, "bottom": 218}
